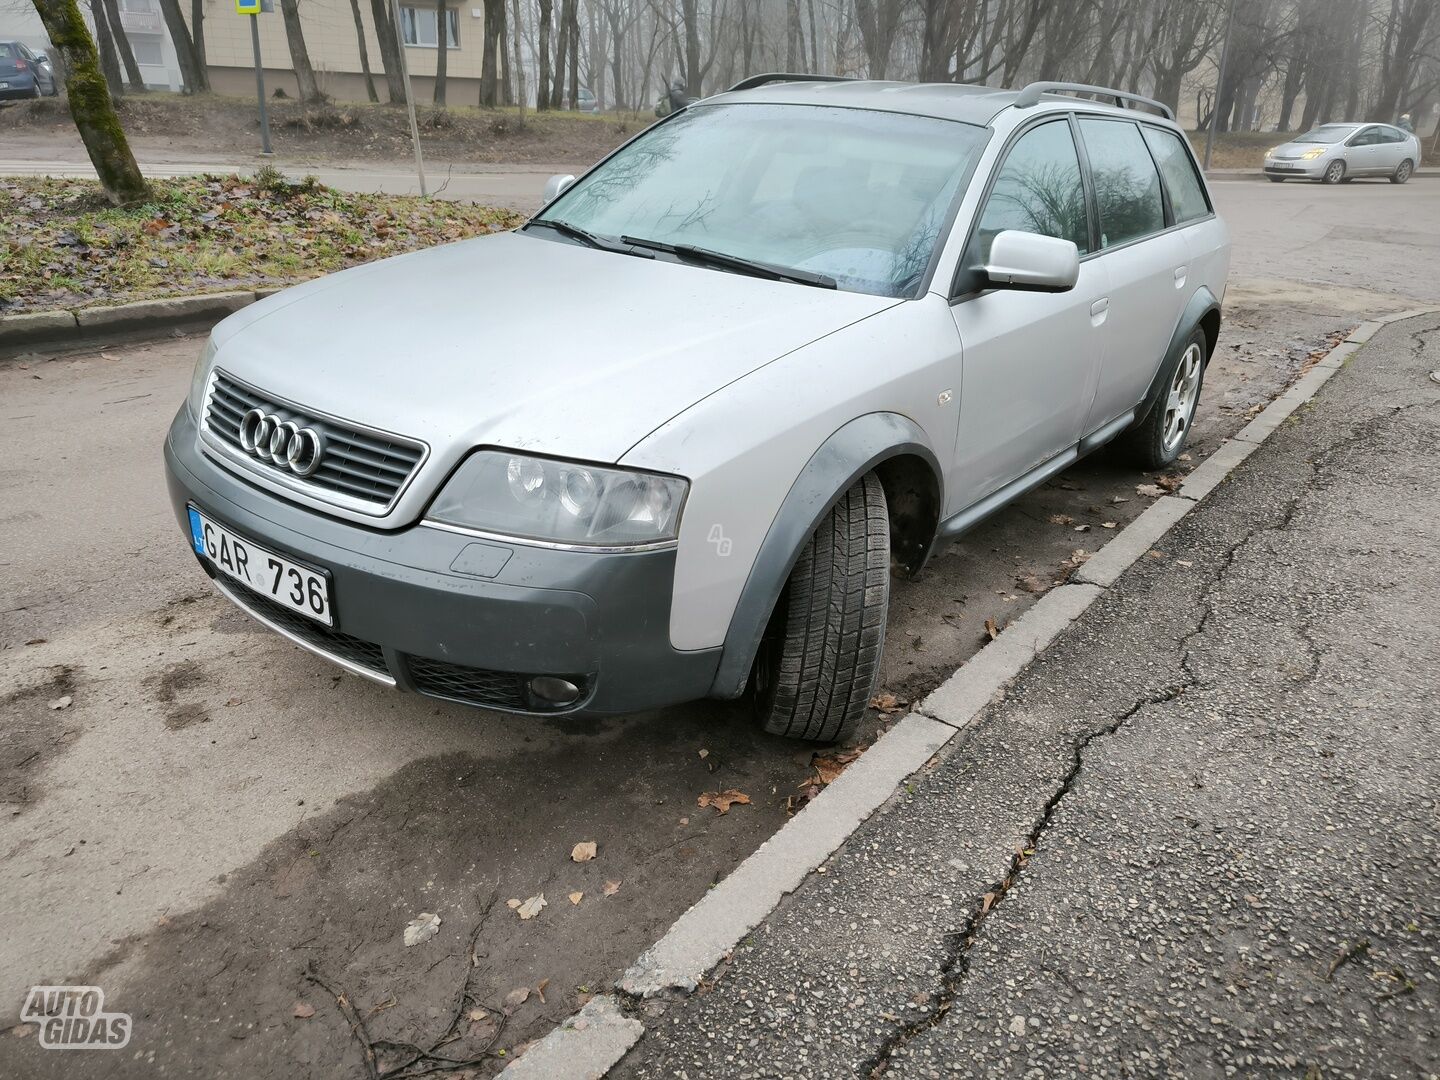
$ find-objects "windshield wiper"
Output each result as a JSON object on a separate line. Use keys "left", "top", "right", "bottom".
{"left": 526, "top": 219, "right": 652, "bottom": 257}
{"left": 620, "top": 235, "right": 836, "bottom": 289}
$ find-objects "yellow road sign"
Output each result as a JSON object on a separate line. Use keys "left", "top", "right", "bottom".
{"left": 235, "top": 0, "right": 260, "bottom": 13}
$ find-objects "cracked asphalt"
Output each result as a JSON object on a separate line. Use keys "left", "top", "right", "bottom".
{"left": 616, "top": 315, "right": 1440, "bottom": 1078}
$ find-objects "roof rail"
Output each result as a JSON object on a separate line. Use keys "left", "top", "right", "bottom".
{"left": 727, "top": 73, "right": 857, "bottom": 93}
{"left": 1013, "top": 81, "right": 1174, "bottom": 121}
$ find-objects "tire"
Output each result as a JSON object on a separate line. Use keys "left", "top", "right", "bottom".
{"left": 1267, "top": 175, "right": 1286, "bottom": 183}
{"left": 1115, "top": 327, "right": 1207, "bottom": 471}
{"left": 751, "top": 473, "right": 889, "bottom": 744}
{"left": 1321, "top": 159, "right": 1345, "bottom": 184}
{"left": 1391, "top": 159, "right": 1413, "bottom": 184}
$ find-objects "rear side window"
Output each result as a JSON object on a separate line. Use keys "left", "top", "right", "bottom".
{"left": 974, "top": 120, "right": 1089, "bottom": 260}
{"left": 1142, "top": 127, "right": 1210, "bottom": 224}
{"left": 1078, "top": 118, "right": 1165, "bottom": 248}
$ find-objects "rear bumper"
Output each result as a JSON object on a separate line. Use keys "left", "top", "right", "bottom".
{"left": 0, "top": 75, "right": 37, "bottom": 98}
{"left": 164, "top": 405, "right": 720, "bottom": 716}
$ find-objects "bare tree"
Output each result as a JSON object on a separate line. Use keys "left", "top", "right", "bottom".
{"left": 537, "top": 0, "right": 553, "bottom": 108}
{"left": 99, "top": 0, "right": 146, "bottom": 92}
{"left": 1372, "top": 0, "right": 1436, "bottom": 120}
{"left": 29, "top": 0, "right": 150, "bottom": 203}
{"left": 434, "top": 0, "right": 448, "bottom": 103}
{"left": 369, "top": 0, "right": 409, "bottom": 103}
{"left": 346, "top": 0, "right": 380, "bottom": 101}
{"left": 277, "top": 0, "right": 324, "bottom": 103}
{"left": 90, "top": 0, "right": 123, "bottom": 102}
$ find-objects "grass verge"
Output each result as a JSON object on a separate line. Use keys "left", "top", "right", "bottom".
{"left": 0, "top": 171, "right": 523, "bottom": 314}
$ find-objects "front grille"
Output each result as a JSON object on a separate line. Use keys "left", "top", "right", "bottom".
{"left": 204, "top": 369, "right": 426, "bottom": 511}
{"left": 218, "top": 577, "right": 391, "bottom": 679}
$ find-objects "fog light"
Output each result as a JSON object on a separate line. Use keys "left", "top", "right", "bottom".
{"left": 528, "top": 676, "right": 581, "bottom": 706}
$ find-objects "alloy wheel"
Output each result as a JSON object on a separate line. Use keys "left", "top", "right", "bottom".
{"left": 1162, "top": 343, "right": 1203, "bottom": 454}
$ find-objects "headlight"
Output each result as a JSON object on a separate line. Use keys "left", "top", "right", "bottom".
{"left": 428, "top": 451, "right": 688, "bottom": 548}
{"left": 187, "top": 338, "right": 218, "bottom": 418}
{"left": 1301, "top": 147, "right": 1326, "bottom": 159}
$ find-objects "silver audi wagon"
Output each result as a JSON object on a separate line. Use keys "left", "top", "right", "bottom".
{"left": 165, "top": 76, "right": 1230, "bottom": 743}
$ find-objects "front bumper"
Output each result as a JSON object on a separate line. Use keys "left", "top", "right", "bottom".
{"left": 164, "top": 406, "right": 720, "bottom": 716}
{"left": 1263, "top": 157, "right": 1326, "bottom": 178}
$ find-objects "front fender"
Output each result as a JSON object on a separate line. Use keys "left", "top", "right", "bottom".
{"left": 708, "top": 412, "right": 942, "bottom": 700}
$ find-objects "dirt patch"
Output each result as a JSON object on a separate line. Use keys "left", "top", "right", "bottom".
{"left": 144, "top": 658, "right": 212, "bottom": 731}
{"left": 6, "top": 713, "right": 820, "bottom": 1077}
{"left": 1, "top": 662, "right": 78, "bottom": 815}
{"left": 2, "top": 94, "right": 642, "bottom": 168}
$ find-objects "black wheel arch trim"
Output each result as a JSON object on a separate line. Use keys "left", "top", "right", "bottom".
{"left": 708, "top": 412, "right": 943, "bottom": 700}
{"left": 1135, "top": 286, "right": 1221, "bottom": 427}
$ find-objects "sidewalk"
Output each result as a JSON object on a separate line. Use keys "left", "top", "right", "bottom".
{"left": 616, "top": 315, "right": 1440, "bottom": 1077}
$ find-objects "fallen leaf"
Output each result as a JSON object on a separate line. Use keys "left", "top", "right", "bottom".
{"left": 571, "top": 841, "right": 597, "bottom": 863}
{"left": 1016, "top": 574, "right": 1046, "bottom": 594}
{"left": 24, "top": 638, "right": 46, "bottom": 646}
{"left": 1047, "top": 513, "right": 1075, "bottom": 526}
{"left": 1156, "top": 473, "right": 1184, "bottom": 492}
{"left": 403, "top": 912, "right": 441, "bottom": 947}
{"left": 1073, "top": 524, "right": 1091, "bottom": 532}
{"left": 293, "top": 1002, "right": 315, "bottom": 1019}
{"left": 1109, "top": 495, "right": 1130, "bottom": 505}
{"left": 602, "top": 880, "right": 621, "bottom": 896}
{"left": 506, "top": 898, "right": 522, "bottom": 910}
{"left": 868, "top": 691, "right": 908, "bottom": 714}
{"left": 536, "top": 978, "right": 550, "bottom": 1004}
{"left": 812, "top": 747, "right": 864, "bottom": 785}
{"left": 697, "top": 748, "right": 709, "bottom": 759}
{"left": 467, "top": 1007, "right": 489, "bottom": 1022}
{"left": 568, "top": 891, "right": 583, "bottom": 906}
{"left": 48, "top": 695, "right": 72, "bottom": 711}
{"left": 516, "top": 894, "right": 547, "bottom": 920}
{"left": 698, "top": 790, "right": 751, "bottom": 815}
{"left": 1136, "top": 483, "right": 1166, "bottom": 498}
{"left": 984, "top": 617, "right": 1000, "bottom": 641}
{"left": 503, "top": 987, "right": 530, "bottom": 1010}
{"left": 1101, "top": 521, "right": 1117, "bottom": 529}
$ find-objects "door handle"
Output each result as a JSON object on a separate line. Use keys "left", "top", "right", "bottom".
{"left": 1174, "top": 265, "right": 1188, "bottom": 288}
{"left": 1089, "top": 297, "right": 1109, "bottom": 326}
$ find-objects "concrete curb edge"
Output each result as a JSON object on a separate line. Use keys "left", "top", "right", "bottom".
{"left": 0, "top": 290, "right": 274, "bottom": 359}
{"left": 500, "top": 307, "right": 1440, "bottom": 1077}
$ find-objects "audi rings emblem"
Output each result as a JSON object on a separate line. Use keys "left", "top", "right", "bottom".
{"left": 238, "top": 409, "right": 325, "bottom": 477}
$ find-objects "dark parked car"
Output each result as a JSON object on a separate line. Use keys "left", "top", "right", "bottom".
{"left": 0, "top": 40, "right": 58, "bottom": 99}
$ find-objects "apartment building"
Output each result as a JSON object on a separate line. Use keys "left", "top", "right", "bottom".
{"left": 196, "top": 0, "right": 488, "bottom": 103}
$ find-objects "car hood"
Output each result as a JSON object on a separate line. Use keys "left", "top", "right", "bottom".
{"left": 1268, "top": 139, "right": 1338, "bottom": 158}
{"left": 208, "top": 231, "right": 898, "bottom": 521}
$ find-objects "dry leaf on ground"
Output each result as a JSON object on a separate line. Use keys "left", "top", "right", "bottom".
{"left": 516, "top": 894, "right": 547, "bottom": 920}
{"left": 568, "top": 891, "right": 583, "bottom": 906}
{"left": 1136, "top": 483, "right": 1166, "bottom": 498}
{"left": 292, "top": 1002, "right": 315, "bottom": 1019}
{"left": 1156, "top": 473, "right": 1184, "bottom": 492}
{"left": 868, "top": 691, "right": 908, "bottom": 714}
{"left": 536, "top": 978, "right": 550, "bottom": 1004}
{"left": 602, "top": 880, "right": 621, "bottom": 896}
{"left": 506, "top": 898, "right": 522, "bottom": 910}
{"left": 402, "top": 912, "right": 441, "bottom": 947}
{"left": 984, "top": 617, "right": 1000, "bottom": 641}
{"left": 503, "top": 987, "right": 530, "bottom": 1011}
{"left": 571, "top": 841, "right": 597, "bottom": 863}
{"left": 47, "top": 696, "right": 72, "bottom": 711}
{"left": 812, "top": 748, "right": 864, "bottom": 786}
{"left": 698, "top": 790, "right": 751, "bottom": 815}
{"left": 467, "top": 1007, "right": 489, "bottom": 1022}
{"left": 1047, "top": 513, "right": 1075, "bottom": 526}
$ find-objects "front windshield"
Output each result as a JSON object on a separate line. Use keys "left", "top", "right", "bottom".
{"left": 535, "top": 103, "right": 989, "bottom": 297}
{"left": 1297, "top": 124, "right": 1358, "bottom": 144}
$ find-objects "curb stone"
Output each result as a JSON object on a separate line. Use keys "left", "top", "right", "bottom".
{"left": 498, "top": 994, "right": 643, "bottom": 1079}
{"left": 0, "top": 290, "right": 263, "bottom": 359}
{"left": 501, "top": 307, "right": 1440, "bottom": 1077}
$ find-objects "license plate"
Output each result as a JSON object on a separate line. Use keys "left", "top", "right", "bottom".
{"left": 188, "top": 506, "right": 333, "bottom": 626}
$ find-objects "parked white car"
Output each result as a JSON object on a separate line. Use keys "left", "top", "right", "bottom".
{"left": 166, "top": 77, "right": 1230, "bottom": 742}
{"left": 1264, "top": 122, "right": 1420, "bottom": 184}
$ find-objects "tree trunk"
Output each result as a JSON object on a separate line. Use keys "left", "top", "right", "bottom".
{"left": 537, "top": 0, "right": 552, "bottom": 109}
{"left": 155, "top": 0, "right": 207, "bottom": 91}
{"left": 785, "top": 0, "right": 799, "bottom": 68}
{"left": 346, "top": 0, "right": 379, "bottom": 101}
{"left": 100, "top": 0, "right": 147, "bottom": 91}
{"left": 433, "top": 0, "right": 447, "bottom": 104}
{"left": 550, "top": 0, "right": 572, "bottom": 107}
{"left": 278, "top": 0, "right": 323, "bottom": 103}
{"left": 191, "top": 0, "right": 205, "bottom": 67}
{"left": 369, "top": 0, "right": 408, "bottom": 103}
{"left": 566, "top": 0, "right": 577, "bottom": 107}
{"left": 480, "top": 0, "right": 503, "bottom": 105}
{"left": 511, "top": 0, "right": 526, "bottom": 116}
{"left": 681, "top": 0, "right": 700, "bottom": 93}
{"left": 30, "top": 0, "right": 149, "bottom": 203}
{"left": 91, "top": 0, "right": 123, "bottom": 103}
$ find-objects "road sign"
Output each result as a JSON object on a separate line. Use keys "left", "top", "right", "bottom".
{"left": 235, "top": 0, "right": 260, "bottom": 12}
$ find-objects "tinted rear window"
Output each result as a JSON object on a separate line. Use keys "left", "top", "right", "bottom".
{"left": 1078, "top": 118, "right": 1165, "bottom": 248}
{"left": 1142, "top": 127, "right": 1210, "bottom": 224}
{"left": 0, "top": 44, "right": 16, "bottom": 59}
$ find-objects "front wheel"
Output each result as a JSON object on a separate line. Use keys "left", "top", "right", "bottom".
{"left": 1391, "top": 159, "right": 1413, "bottom": 184}
{"left": 752, "top": 473, "right": 889, "bottom": 744}
{"left": 1116, "top": 327, "right": 1207, "bottom": 471}
{"left": 1322, "top": 160, "right": 1346, "bottom": 184}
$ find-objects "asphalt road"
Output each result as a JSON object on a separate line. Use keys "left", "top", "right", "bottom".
{"left": 0, "top": 178, "right": 1435, "bottom": 1076}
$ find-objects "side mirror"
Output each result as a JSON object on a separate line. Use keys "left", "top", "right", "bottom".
{"left": 542, "top": 174, "right": 576, "bottom": 205}
{"left": 34, "top": 51, "right": 49, "bottom": 64}
{"left": 982, "top": 230, "right": 1079, "bottom": 293}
